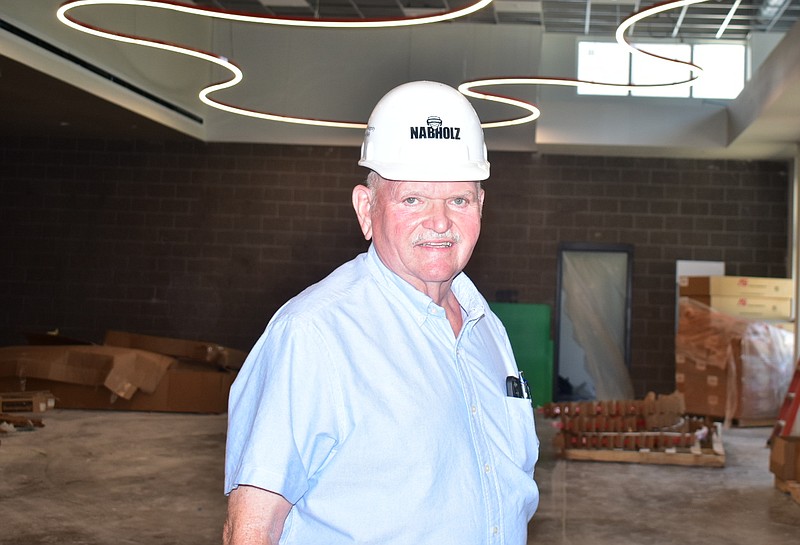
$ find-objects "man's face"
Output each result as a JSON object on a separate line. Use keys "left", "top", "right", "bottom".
{"left": 354, "top": 178, "right": 485, "bottom": 294}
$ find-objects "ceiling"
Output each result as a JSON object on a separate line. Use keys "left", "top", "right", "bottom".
{"left": 1, "top": 0, "right": 799, "bottom": 157}
{"left": 198, "top": 0, "right": 800, "bottom": 39}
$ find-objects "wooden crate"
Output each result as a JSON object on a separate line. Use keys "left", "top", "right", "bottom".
{"left": 0, "top": 391, "right": 56, "bottom": 413}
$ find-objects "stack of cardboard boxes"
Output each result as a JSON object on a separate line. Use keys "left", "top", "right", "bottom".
{"left": 676, "top": 275, "right": 795, "bottom": 422}
{"left": 679, "top": 275, "right": 795, "bottom": 328}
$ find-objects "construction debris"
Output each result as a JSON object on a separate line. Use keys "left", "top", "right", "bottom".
{"left": 542, "top": 392, "right": 726, "bottom": 467}
{"left": 0, "top": 412, "right": 45, "bottom": 432}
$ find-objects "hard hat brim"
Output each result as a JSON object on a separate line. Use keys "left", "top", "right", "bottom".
{"left": 359, "top": 159, "right": 490, "bottom": 182}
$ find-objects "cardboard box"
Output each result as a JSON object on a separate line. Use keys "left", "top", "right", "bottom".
{"left": 0, "top": 345, "right": 174, "bottom": 399}
{"left": 678, "top": 275, "right": 794, "bottom": 298}
{"left": 687, "top": 295, "right": 793, "bottom": 320}
{"left": 0, "top": 346, "right": 235, "bottom": 414}
{"left": 675, "top": 354, "right": 739, "bottom": 419}
{"left": 770, "top": 436, "right": 800, "bottom": 481}
{"left": 104, "top": 330, "right": 247, "bottom": 370}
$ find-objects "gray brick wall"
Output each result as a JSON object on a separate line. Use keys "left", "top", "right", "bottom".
{"left": 0, "top": 138, "right": 790, "bottom": 397}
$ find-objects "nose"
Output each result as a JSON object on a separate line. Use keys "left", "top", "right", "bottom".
{"left": 425, "top": 200, "right": 452, "bottom": 233}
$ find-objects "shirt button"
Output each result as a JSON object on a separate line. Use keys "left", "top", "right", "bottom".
{"left": 492, "top": 526, "right": 499, "bottom": 535}
{"left": 484, "top": 463, "right": 491, "bottom": 473}
{"left": 471, "top": 405, "right": 477, "bottom": 414}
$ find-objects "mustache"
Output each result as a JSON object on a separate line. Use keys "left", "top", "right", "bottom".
{"left": 411, "top": 231, "right": 462, "bottom": 245}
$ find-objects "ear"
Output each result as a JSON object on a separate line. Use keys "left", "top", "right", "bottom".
{"left": 478, "top": 186, "right": 486, "bottom": 217}
{"left": 352, "top": 184, "right": 373, "bottom": 241}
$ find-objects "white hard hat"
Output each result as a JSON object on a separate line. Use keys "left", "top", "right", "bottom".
{"left": 358, "top": 81, "right": 490, "bottom": 182}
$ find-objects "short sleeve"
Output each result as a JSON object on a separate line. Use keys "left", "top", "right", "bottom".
{"left": 224, "top": 315, "right": 341, "bottom": 503}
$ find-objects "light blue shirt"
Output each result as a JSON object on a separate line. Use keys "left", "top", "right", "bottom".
{"left": 225, "top": 244, "right": 539, "bottom": 544}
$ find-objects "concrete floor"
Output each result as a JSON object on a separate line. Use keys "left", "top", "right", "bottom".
{"left": 1, "top": 409, "right": 799, "bottom": 545}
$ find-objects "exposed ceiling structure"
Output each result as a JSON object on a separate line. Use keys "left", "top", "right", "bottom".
{"left": 0, "top": 0, "right": 799, "bottom": 158}
{"left": 197, "top": 0, "right": 800, "bottom": 38}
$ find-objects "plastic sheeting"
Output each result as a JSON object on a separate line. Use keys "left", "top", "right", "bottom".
{"left": 676, "top": 297, "right": 795, "bottom": 422}
{"left": 560, "top": 251, "right": 634, "bottom": 400}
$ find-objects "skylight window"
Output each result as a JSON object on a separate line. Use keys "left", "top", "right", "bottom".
{"left": 577, "top": 40, "right": 746, "bottom": 100}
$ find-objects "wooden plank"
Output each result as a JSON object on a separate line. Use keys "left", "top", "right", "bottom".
{"left": 563, "top": 447, "right": 725, "bottom": 468}
{"left": 733, "top": 418, "right": 775, "bottom": 428}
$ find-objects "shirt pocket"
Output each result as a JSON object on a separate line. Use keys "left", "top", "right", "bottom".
{"left": 503, "top": 397, "right": 540, "bottom": 474}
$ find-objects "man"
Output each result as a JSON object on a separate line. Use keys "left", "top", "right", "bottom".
{"left": 224, "top": 81, "right": 539, "bottom": 545}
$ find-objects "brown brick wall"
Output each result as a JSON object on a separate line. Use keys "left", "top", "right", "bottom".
{"left": 0, "top": 138, "right": 790, "bottom": 396}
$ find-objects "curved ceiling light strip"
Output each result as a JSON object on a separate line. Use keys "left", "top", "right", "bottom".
{"left": 615, "top": 0, "right": 706, "bottom": 83}
{"left": 59, "top": 0, "right": 495, "bottom": 29}
{"left": 460, "top": 0, "right": 708, "bottom": 127}
{"left": 56, "top": 0, "right": 494, "bottom": 128}
{"left": 56, "top": 0, "right": 710, "bottom": 130}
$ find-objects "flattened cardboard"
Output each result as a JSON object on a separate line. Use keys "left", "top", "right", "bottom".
{"left": 0, "top": 362, "right": 234, "bottom": 414}
{"left": 104, "top": 330, "right": 246, "bottom": 370}
{"left": 0, "top": 346, "right": 234, "bottom": 414}
{"left": 0, "top": 345, "right": 173, "bottom": 400}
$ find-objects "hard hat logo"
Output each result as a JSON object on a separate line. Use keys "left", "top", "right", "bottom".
{"left": 427, "top": 116, "right": 442, "bottom": 128}
{"left": 410, "top": 117, "right": 462, "bottom": 141}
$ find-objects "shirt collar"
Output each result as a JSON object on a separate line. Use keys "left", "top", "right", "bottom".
{"left": 365, "top": 243, "right": 486, "bottom": 327}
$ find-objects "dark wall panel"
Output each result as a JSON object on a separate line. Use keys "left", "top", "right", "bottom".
{"left": 0, "top": 138, "right": 790, "bottom": 396}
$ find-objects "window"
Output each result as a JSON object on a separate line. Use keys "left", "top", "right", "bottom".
{"left": 577, "top": 42, "right": 629, "bottom": 96}
{"left": 630, "top": 43, "right": 691, "bottom": 98}
{"left": 691, "top": 43, "right": 746, "bottom": 99}
{"left": 577, "top": 40, "right": 746, "bottom": 100}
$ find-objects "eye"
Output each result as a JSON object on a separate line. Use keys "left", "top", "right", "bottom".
{"left": 403, "top": 197, "right": 419, "bottom": 205}
{"left": 452, "top": 197, "right": 467, "bottom": 206}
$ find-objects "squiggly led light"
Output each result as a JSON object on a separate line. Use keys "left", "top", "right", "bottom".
{"left": 56, "top": 0, "right": 500, "bottom": 127}
{"left": 56, "top": 0, "right": 711, "bottom": 130}
{"left": 460, "top": 0, "right": 708, "bottom": 127}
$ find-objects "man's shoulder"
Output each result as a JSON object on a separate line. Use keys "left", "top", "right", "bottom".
{"left": 276, "top": 252, "right": 372, "bottom": 320}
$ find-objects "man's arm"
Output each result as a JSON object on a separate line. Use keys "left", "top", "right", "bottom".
{"left": 223, "top": 485, "right": 293, "bottom": 545}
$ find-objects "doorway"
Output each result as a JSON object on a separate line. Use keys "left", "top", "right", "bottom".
{"left": 554, "top": 242, "right": 634, "bottom": 401}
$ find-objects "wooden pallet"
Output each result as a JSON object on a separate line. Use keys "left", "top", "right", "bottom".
{"left": 0, "top": 391, "right": 56, "bottom": 413}
{"left": 733, "top": 418, "right": 776, "bottom": 428}
{"left": 561, "top": 422, "right": 726, "bottom": 468}
{"left": 775, "top": 477, "right": 800, "bottom": 506}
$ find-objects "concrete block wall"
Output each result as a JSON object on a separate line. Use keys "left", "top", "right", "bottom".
{"left": 0, "top": 137, "right": 790, "bottom": 396}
